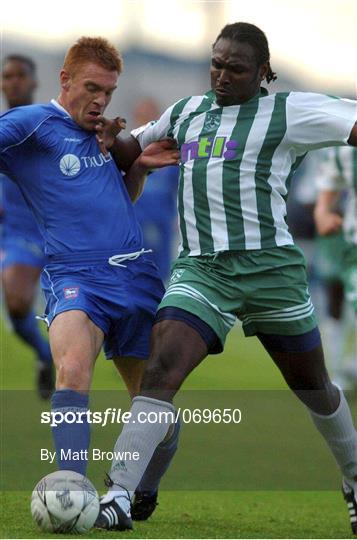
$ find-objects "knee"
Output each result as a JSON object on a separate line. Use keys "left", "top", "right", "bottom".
{"left": 55, "top": 358, "right": 92, "bottom": 393}
{"left": 142, "top": 346, "right": 186, "bottom": 391}
{"left": 7, "top": 295, "right": 32, "bottom": 318}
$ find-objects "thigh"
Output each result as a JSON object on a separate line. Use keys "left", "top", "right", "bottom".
{"left": 2, "top": 264, "right": 41, "bottom": 313}
{"left": 49, "top": 310, "right": 104, "bottom": 392}
{"left": 259, "top": 335, "right": 339, "bottom": 414}
{"left": 140, "top": 319, "right": 209, "bottom": 402}
{"left": 113, "top": 356, "right": 146, "bottom": 399}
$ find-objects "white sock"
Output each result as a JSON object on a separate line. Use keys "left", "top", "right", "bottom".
{"left": 309, "top": 389, "right": 357, "bottom": 481}
{"left": 109, "top": 396, "right": 176, "bottom": 492}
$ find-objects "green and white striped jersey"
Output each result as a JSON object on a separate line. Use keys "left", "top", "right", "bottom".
{"left": 132, "top": 88, "right": 357, "bottom": 256}
{"left": 316, "top": 146, "right": 357, "bottom": 244}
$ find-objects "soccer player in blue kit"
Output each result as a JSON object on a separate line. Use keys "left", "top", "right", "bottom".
{"left": 0, "top": 37, "right": 180, "bottom": 529}
{"left": 1, "top": 55, "right": 54, "bottom": 398}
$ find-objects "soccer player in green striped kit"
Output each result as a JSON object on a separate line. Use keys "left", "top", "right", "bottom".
{"left": 95, "top": 22, "right": 357, "bottom": 533}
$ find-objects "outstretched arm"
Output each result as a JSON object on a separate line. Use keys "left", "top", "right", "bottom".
{"left": 348, "top": 122, "right": 357, "bottom": 146}
{"left": 124, "top": 140, "right": 180, "bottom": 202}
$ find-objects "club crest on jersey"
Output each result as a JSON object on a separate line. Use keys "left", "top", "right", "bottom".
{"left": 202, "top": 111, "right": 221, "bottom": 132}
{"left": 170, "top": 268, "right": 185, "bottom": 283}
{"left": 181, "top": 136, "right": 239, "bottom": 163}
{"left": 63, "top": 287, "right": 79, "bottom": 300}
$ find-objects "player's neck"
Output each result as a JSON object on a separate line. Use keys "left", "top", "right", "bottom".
{"left": 56, "top": 94, "right": 70, "bottom": 115}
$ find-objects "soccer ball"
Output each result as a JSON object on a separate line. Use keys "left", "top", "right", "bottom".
{"left": 31, "top": 470, "right": 99, "bottom": 534}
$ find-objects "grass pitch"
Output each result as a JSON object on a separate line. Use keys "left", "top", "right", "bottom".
{"left": 1, "top": 316, "right": 355, "bottom": 538}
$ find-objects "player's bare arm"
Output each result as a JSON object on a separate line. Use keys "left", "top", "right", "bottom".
{"left": 95, "top": 115, "right": 142, "bottom": 171}
{"left": 314, "top": 190, "right": 343, "bottom": 235}
{"left": 347, "top": 122, "right": 357, "bottom": 146}
{"left": 124, "top": 140, "right": 180, "bottom": 202}
{"left": 94, "top": 115, "right": 127, "bottom": 154}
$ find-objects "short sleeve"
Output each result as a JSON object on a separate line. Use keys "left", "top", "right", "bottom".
{"left": 286, "top": 92, "right": 357, "bottom": 154}
{"left": 130, "top": 104, "right": 176, "bottom": 149}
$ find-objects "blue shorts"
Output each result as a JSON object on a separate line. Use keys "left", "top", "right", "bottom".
{"left": 1, "top": 236, "right": 45, "bottom": 270}
{"left": 40, "top": 253, "right": 165, "bottom": 360}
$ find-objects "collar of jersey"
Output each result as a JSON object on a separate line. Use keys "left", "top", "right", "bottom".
{"left": 50, "top": 99, "right": 71, "bottom": 117}
{"left": 205, "top": 86, "right": 269, "bottom": 106}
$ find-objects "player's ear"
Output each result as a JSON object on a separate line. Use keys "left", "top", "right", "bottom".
{"left": 60, "top": 69, "right": 71, "bottom": 90}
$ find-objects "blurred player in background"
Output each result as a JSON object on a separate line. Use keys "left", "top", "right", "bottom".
{"left": 132, "top": 98, "right": 179, "bottom": 283}
{"left": 95, "top": 22, "right": 357, "bottom": 534}
{"left": 314, "top": 146, "right": 357, "bottom": 373}
{"left": 1, "top": 55, "right": 54, "bottom": 399}
{"left": 295, "top": 150, "right": 354, "bottom": 388}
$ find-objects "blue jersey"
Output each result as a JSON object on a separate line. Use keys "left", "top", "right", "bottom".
{"left": 134, "top": 166, "right": 178, "bottom": 222}
{"left": 134, "top": 166, "right": 179, "bottom": 281}
{"left": 0, "top": 100, "right": 143, "bottom": 256}
{"left": 1, "top": 173, "right": 43, "bottom": 243}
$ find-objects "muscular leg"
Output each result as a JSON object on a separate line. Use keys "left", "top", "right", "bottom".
{"left": 262, "top": 343, "right": 339, "bottom": 415}
{"left": 102, "top": 320, "right": 208, "bottom": 496}
{"left": 141, "top": 320, "right": 209, "bottom": 401}
{"left": 113, "top": 356, "right": 146, "bottom": 399}
{"left": 49, "top": 310, "right": 104, "bottom": 473}
{"left": 113, "top": 353, "right": 183, "bottom": 512}
{"left": 49, "top": 310, "right": 104, "bottom": 392}
{"left": 259, "top": 333, "right": 357, "bottom": 486}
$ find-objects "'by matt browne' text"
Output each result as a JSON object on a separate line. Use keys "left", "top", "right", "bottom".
{"left": 40, "top": 449, "right": 140, "bottom": 463}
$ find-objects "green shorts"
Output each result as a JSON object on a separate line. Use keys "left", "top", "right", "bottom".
{"left": 159, "top": 245, "right": 317, "bottom": 351}
{"left": 342, "top": 244, "right": 357, "bottom": 313}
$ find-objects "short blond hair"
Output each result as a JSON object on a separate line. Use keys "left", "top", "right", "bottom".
{"left": 63, "top": 37, "right": 123, "bottom": 75}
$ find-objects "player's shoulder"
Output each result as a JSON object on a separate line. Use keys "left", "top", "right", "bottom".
{"left": 167, "top": 92, "right": 213, "bottom": 124}
{"left": 1, "top": 102, "right": 60, "bottom": 130}
{"left": 284, "top": 91, "right": 348, "bottom": 109}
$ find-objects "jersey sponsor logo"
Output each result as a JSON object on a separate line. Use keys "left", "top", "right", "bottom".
{"left": 59, "top": 152, "right": 113, "bottom": 176}
{"left": 63, "top": 287, "right": 79, "bottom": 300}
{"left": 181, "top": 137, "right": 238, "bottom": 163}
{"left": 80, "top": 153, "right": 113, "bottom": 168}
{"left": 59, "top": 154, "right": 81, "bottom": 176}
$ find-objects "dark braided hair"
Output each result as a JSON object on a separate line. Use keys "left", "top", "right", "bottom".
{"left": 214, "top": 22, "right": 277, "bottom": 84}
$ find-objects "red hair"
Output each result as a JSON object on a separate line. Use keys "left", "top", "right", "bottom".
{"left": 63, "top": 37, "right": 123, "bottom": 75}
